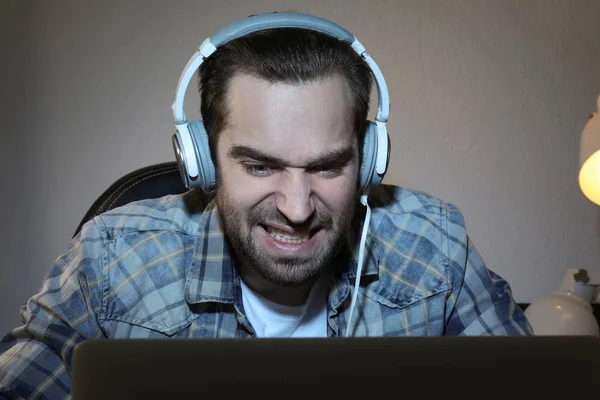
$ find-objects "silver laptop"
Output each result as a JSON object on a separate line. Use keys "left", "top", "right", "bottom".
{"left": 71, "top": 336, "right": 600, "bottom": 399}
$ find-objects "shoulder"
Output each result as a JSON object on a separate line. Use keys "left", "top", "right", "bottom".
{"left": 369, "top": 184, "right": 465, "bottom": 220}
{"left": 91, "top": 189, "right": 212, "bottom": 237}
{"left": 368, "top": 184, "right": 467, "bottom": 237}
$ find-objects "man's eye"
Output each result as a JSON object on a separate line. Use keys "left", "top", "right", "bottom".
{"left": 315, "top": 167, "right": 343, "bottom": 178}
{"left": 244, "top": 164, "right": 273, "bottom": 176}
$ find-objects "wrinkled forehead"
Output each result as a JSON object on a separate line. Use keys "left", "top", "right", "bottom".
{"left": 219, "top": 73, "right": 357, "bottom": 162}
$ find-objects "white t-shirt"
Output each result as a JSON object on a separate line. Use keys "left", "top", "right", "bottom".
{"left": 239, "top": 273, "right": 329, "bottom": 338}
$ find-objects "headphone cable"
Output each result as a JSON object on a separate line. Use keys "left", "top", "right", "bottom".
{"left": 345, "top": 191, "right": 371, "bottom": 337}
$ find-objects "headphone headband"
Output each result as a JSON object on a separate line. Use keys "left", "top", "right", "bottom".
{"left": 171, "top": 12, "right": 390, "bottom": 127}
{"left": 210, "top": 12, "right": 355, "bottom": 46}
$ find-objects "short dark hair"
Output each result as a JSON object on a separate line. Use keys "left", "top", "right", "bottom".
{"left": 198, "top": 28, "right": 374, "bottom": 162}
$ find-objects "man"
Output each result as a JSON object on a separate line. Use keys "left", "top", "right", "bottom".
{"left": 0, "top": 12, "right": 532, "bottom": 399}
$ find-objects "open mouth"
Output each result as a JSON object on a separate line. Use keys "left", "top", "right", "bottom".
{"left": 260, "top": 225, "right": 320, "bottom": 244}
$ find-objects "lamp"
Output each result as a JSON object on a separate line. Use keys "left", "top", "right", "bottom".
{"left": 579, "top": 95, "right": 600, "bottom": 206}
{"left": 524, "top": 269, "right": 599, "bottom": 336}
{"left": 523, "top": 97, "right": 600, "bottom": 336}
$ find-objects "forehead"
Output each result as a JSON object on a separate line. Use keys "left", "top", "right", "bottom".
{"left": 219, "top": 74, "right": 356, "bottom": 162}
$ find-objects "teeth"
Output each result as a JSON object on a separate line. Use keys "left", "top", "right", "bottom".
{"left": 267, "top": 227, "right": 310, "bottom": 243}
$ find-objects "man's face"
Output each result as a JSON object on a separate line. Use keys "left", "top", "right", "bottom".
{"left": 215, "top": 73, "right": 359, "bottom": 287}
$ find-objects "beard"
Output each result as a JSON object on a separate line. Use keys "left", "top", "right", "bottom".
{"left": 216, "top": 188, "right": 357, "bottom": 287}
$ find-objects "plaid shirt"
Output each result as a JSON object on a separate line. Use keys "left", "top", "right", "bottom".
{"left": 0, "top": 184, "right": 532, "bottom": 399}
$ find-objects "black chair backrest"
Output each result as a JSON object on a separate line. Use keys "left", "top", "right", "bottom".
{"left": 73, "top": 162, "right": 188, "bottom": 238}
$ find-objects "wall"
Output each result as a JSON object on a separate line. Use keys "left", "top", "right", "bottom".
{"left": 1, "top": 0, "right": 600, "bottom": 334}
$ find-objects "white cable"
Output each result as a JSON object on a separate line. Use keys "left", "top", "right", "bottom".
{"left": 345, "top": 192, "right": 371, "bottom": 337}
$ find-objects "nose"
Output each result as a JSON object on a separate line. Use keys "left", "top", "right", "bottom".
{"left": 275, "top": 171, "right": 315, "bottom": 224}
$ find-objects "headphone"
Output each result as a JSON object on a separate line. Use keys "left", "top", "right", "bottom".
{"left": 171, "top": 11, "right": 391, "bottom": 193}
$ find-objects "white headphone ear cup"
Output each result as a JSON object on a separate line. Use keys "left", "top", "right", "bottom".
{"left": 172, "top": 132, "right": 192, "bottom": 189}
{"left": 187, "top": 121, "right": 217, "bottom": 191}
{"left": 359, "top": 122, "right": 378, "bottom": 191}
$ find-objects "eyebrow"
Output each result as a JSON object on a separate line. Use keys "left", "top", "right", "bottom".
{"left": 227, "top": 145, "right": 355, "bottom": 169}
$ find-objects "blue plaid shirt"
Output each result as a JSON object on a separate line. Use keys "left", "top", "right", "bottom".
{"left": 0, "top": 185, "right": 532, "bottom": 399}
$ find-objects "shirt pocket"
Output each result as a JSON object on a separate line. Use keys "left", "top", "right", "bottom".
{"left": 357, "top": 286, "right": 450, "bottom": 336}
{"left": 100, "top": 271, "right": 194, "bottom": 338}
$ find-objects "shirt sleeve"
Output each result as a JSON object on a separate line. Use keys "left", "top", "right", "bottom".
{"left": 0, "top": 220, "right": 106, "bottom": 399}
{"left": 442, "top": 203, "right": 533, "bottom": 336}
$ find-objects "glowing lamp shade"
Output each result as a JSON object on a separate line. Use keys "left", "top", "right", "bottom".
{"left": 579, "top": 95, "right": 600, "bottom": 206}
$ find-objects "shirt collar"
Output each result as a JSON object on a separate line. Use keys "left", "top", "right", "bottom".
{"left": 185, "top": 199, "right": 238, "bottom": 305}
{"left": 184, "top": 199, "right": 380, "bottom": 306}
{"left": 329, "top": 217, "right": 380, "bottom": 311}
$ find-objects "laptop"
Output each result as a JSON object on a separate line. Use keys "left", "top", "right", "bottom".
{"left": 71, "top": 336, "right": 600, "bottom": 399}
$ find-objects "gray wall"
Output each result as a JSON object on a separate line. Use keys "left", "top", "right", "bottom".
{"left": 2, "top": 0, "right": 600, "bottom": 335}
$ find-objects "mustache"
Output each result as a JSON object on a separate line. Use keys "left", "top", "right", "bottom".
{"left": 246, "top": 205, "right": 334, "bottom": 231}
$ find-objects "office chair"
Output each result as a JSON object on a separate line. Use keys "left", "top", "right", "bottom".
{"left": 73, "top": 162, "right": 188, "bottom": 238}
